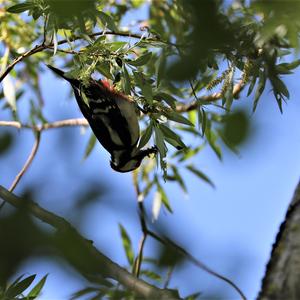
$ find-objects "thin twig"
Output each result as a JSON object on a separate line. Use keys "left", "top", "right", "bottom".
{"left": 132, "top": 170, "right": 148, "bottom": 278}
{"left": 0, "top": 44, "right": 44, "bottom": 83}
{"left": 133, "top": 234, "right": 147, "bottom": 278}
{"left": 0, "top": 118, "right": 88, "bottom": 130}
{"left": 131, "top": 169, "right": 246, "bottom": 299}
{"left": 0, "top": 185, "right": 182, "bottom": 300}
{"left": 9, "top": 131, "right": 41, "bottom": 192}
{"left": 176, "top": 79, "right": 245, "bottom": 112}
{"left": 0, "top": 130, "right": 41, "bottom": 210}
{"left": 0, "top": 30, "right": 176, "bottom": 84}
{"left": 164, "top": 266, "right": 175, "bottom": 289}
{"left": 147, "top": 230, "right": 247, "bottom": 300}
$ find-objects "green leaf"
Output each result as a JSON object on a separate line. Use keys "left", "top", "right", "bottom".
{"left": 122, "top": 65, "right": 131, "bottom": 94}
{"left": 152, "top": 190, "right": 162, "bottom": 220}
{"left": 156, "top": 50, "right": 166, "bottom": 87}
{"left": 31, "top": 7, "right": 42, "bottom": 20}
{"left": 159, "top": 124, "right": 186, "bottom": 149}
{"left": 186, "top": 165, "right": 215, "bottom": 188}
{"left": 170, "top": 165, "right": 187, "bottom": 193}
{"left": 253, "top": 69, "right": 266, "bottom": 112}
{"left": 247, "top": 76, "right": 257, "bottom": 97}
{"left": 154, "top": 126, "right": 167, "bottom": 157}
{"left": 119, "top": 224, "right": 134, "bottom": 266}
{"left": 7, "top": 2, "right": 35, "bottom": 13}
{"left": 184, "top": 291, "right": 202, "bottom": 300}
{"left": 83, "top": 133, "right": 97, "bottom": 159}
{"left": 271, "top": 77, "right": 289, "bottom": 99}
{"left": 276, "top": 59, "right": 300, "bottom": 73}
{"left": 27, "top": 274, "right": 48, "bottom": 299}
{"left": 133, "top": 71, "right": 153, "bottom": 102}
{"left": 140, "top": 270, "right": 161, "bottom": 281}
{"left": 127, "top": 52, "right": 152, "bottom": 67}
{"left": 93, "top": 35, "right": 106, "bottom": 46}
{"left": 164, "top": 111, "right": 194, "bottom": 126}
{"left": 197, "top": 107, "right": 206, "bottom": 136}
{"left": 105, "top": 41, "right": 127, "bottom": 52}
{"left": 6, "top": 274, "right": 36, "bottom": 298}
{"left": 2, "top": 75, "right": 16, "bottom": 112}
{"left": 98, "top": 11, "right": 117, "bottom": 31}
{"left": 97, "top": 61, "right": 113, "bottom": 80}
{"left": 52, "top": 30, "right": 58, "bottom": 56}
{"left": 155, "top": 92, "right": 177, "bottom": 109}
{"left": 71, "top": 287, "right": 100, "bottom": 300}
{"left": 225, "top": 82, "right": 234, "bottom": 111}
{"left": 205, "top": 129, "right": 222, "bottom": 160}
{"left": 79, "top": 87, "right": 90, "bottom": 107}
{"left": 139, "top": 123, "right": 153, "bottom": 149}
{"left": 157, "top": 183, "right": 172, "bottom": 213}
{"left": 178, "top": 144, "right": 205, "bottom": 162}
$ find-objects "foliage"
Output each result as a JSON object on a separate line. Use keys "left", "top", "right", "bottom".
{"left": 1, "top": 0, "right": 300, "bottom": 299}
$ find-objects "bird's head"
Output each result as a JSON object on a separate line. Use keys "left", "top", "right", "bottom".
{"left": 110, "top": 146, "right": 157, "bottom": 173}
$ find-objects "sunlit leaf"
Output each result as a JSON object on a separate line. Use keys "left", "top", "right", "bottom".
{"left": 83, "top": 133, "right": 97, "bottom": 159}
{"left": 157, "top": 183, "right": 172, "bottom": 213}
{"left": 197, "top": 107, "right": 206, "bottom": 136}
{"left": 205, "top": 129, "right": 222, "bottom": 160}
{"left": 7, "top": 2, "right": 35, "bottom": 13}
{"left": 140, "top": 270, "right": 161, "bottom": 281}
{"left": 122, "top": 65, "right": 131, "bottom": 94}
{"left": 159, "top": 124, "right": 186, "bottom": 149}
{"left": 154, "top": 126, "right": 167, "bottom": 157}
{"left": 27, "top": 274, "right": 48, "bottom": 299}
{"left": 98, "top": 11, "right": 117, "bottom": 31}
{"left": 71, "top": 287, "right": 100, "bottom": 300}
{"left": 170, "top": 165, "right": 187, "bottom": 193}
{"left": 139, "top": 123, "right": 153, "bottom": 149}
{"left": 6, "top": 274, "right": 36, "bottom": 298}
{"left": 186, "top": 165, "right": 215, "bottom": 188}
{"left": 247, "top": 76, "right": 257, "bottom": 97}
{"left": 157, "top": 93, "right": 177, "bottom": 110}
{"left": 152, "top": 190, "right": 162, "bottom": 221}
{"left": 164, "top": 111, "right": 194, "bottom": 126}
{"left": 127, "top": 52, "right": 152, "bottom": 67}
{"left": 2, "top": 75, "right": 16, "bottom": 112}
{"left": 253, "top": 69, "right": 266, "bottom": 112}
{"left": 119, "top": 224, "right": 134, "bottom": 266}
{"left": 156, "top": 50, "right": 166, "bottom": 87}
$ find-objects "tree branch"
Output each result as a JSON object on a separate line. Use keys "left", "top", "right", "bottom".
{"left": 0, "top": 118, "right": 88, "bottom": 130}
{"left": 147, "top": 230, "right": 247, "bottom": 300}
{"left": 175, "top": 79, "right": 245, "bottom": 112}
{"left": 0, "top": 30, "right": 175, "bottom": 84}
{"left": 0, "top": 185, "right": 181, "bottom": 300}
{"left": 132, "top": 170, "right": 148, "bottom": 278}
{"left": 258, "top": 180, "right": 300, "bottom": 300}
{"left": 9, "top": 130, "right": 41, "bottom": 192}
{"left": 0, "top": 130, "right": 42, "bottom": 211}
{"left": 132, "top": 172, "right": 247, "bottom": 300}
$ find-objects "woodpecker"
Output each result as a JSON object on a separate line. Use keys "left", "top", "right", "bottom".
{"left": 47, "top": 65, "right": 157, "bottom": 172}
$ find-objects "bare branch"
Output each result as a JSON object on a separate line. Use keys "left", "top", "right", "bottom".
{"left": 132, "top": 170, "right": 148, "bottom": 278}
{"left": 176, "top": 79, "right": 245, "bottom": 112}
{"left": 9, "top": 130, "right": 41, "bottom": 192}
{"left": 147, "top": 230, "right": 247, "bottom": 300}
{"left": 131, "top": 171, "right": 246, "bottom": 299}
{"left": 0, "top": 118, "right": 88, "bottom": 130}
{"left": 0, "top": 185, "right": 181, "bottom": 300}
{"left": 0, "top": 31, "right": 176, "bottom": 84}
{"left": 258, "top": 181, "right": 300, "bottom": 300}
{"left": 0, "top": 44, "right": 44, "bottom": 83}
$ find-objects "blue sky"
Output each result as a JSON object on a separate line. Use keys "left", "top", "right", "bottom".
{"left": 1, "top": 61, "right": 299, "bottom": 300}
{"left": 1, "top": 3, "right": 300, "bottom": 300}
